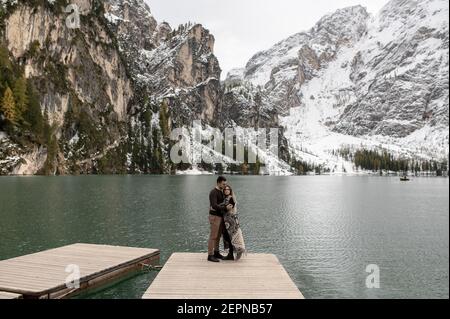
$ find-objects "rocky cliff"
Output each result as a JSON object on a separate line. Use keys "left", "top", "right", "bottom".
{"left": 104, "top": 0, "right": 222, "bottom": 125}
{"left": 232, "top": 0, "right": 449, "bottom": 173}
{"left": 0, "top": 0, "right": 132, "bottom": 174}
{"left": 0, "top": 0, "right": 230, "bottom": 175}
{"left": 0, "top": 0, "right": 448, "bottom": 175}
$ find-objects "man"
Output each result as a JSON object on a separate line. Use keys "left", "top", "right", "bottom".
{"left": 207, "top": 176, "right": 233, "bottom": 262}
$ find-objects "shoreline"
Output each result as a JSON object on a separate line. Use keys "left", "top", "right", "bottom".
{"left": 0, "top": 173, "right": 448, "bottom": 178}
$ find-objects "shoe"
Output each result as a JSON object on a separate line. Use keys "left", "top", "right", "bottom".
{"left": 224, "top": 254, "right": 234, "bottom": 260}
{"left": 207, "top": 255, "right": 220, "bottom": 262}
{"left": 213, "top": 251, "right": 225, "bottom": 260}
{"left": 223, "top": 252, "right": 234, "bottom": 260}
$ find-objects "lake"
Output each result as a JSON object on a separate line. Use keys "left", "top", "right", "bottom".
{"left": 0, "top": 175, "right": 448, "bottom": 299}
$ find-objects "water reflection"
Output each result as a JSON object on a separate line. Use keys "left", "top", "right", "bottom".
{"left": 0, "top": 175, "right": 448, "bottom": 298}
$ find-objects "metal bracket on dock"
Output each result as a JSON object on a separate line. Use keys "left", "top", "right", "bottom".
{"left": 140, "top": 263, "right": 163, "bottom": 272}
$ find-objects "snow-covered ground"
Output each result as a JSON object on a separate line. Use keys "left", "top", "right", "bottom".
{"left": 171, "top": 123, "right": 293, "bottom": 175}
{"left": 246, "top": 0, "right": 449, "bottom": 173}
{"left": 175, "top": 166, "right": 213, "bottom": 175}
{"left": 280, "top": 40, "right": 448, "bottom": 173}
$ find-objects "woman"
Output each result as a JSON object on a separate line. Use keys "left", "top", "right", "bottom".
{"left": 222, "top": 185, "right": 246, "bottom": 261}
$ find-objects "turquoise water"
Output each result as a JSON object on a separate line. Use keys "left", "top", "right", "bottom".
{"left": 0, "top": 175, "right": 448, "bottom": 298}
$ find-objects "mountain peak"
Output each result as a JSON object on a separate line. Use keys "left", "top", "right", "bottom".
{"left": 238, "top": 0, "right": 448, "bottom": 170}
{"left": 243, "top": 4, "right": 370, "bottom": 87}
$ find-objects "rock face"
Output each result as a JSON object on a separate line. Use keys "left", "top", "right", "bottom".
{"left": 221, "top": 78, "right": 281, "bottom": 129}
{"left": 0, "top": 0, "right": 226, "bottom": 174}
{"left": 0, "top": 0, "right": 448, "bottom": 175}
{"left": 101, "top": 0, "right": 228, "bottom": 174}
{"left": 234, "top": 0, "right": 449, "bottom": 172}
{"left": 1, "top": 0, "right": 133, "bottom": 174}
{"left": 104, "top": 0, "right": 222, "bottom": 125}
{"left": 243, "top": 5, "right": 369, "bottom": 114}
{"left": 334, "top": 0, "right": 449, "bottom": 140}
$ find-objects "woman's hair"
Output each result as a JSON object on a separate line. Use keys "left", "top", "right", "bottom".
{"left": 223, "top": 185, "right": 233, "bottom": 195}
{"left": 224, "top": 185, "right": 237, "bottom": 212}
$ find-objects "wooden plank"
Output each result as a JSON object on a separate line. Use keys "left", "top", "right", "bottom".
{"left": 0, "top": 291, "right": 22, "bottom": 299}
{"left": 142, "top": 253, "right": 304, "bottom": 299}
{"left": 0, "top": 243, "right": 159, "bottom": 298}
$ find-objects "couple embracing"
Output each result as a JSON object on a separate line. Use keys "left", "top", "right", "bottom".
{"left": 207, "top": 176, "right": 246, "bottom": 262}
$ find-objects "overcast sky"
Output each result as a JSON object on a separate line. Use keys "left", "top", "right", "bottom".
{"left": 145, "top": 0, "right": 390, "bottom": 78}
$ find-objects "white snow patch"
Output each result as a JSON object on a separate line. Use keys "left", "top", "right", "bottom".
{"left": 176, "top": 166, "right": 213, "bottom": 175}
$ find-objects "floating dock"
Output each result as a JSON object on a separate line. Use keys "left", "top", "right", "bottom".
{"left": 0, "top": 291, "right": 22, "bottom": 299}
{"left": 0, "top": 243, "right": 160, "bottom": 299}
{"left": 142, "top": 253, "right": 304, "bottom": 299}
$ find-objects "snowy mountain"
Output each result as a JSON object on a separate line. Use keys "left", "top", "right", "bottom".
{"left": 102, "top": 0, "right": 293, "bottom": 175}
{"left": 0, "top": 0, "right": 448, "bottom": 175}
{"left": 0, "top": 0, "right": 291, "bottom": 175}
{"left": 102, "top": 0, "right": 288, "bottom": 175}
{"left": 231, "top": 0, "right": 449, "bottom": 173}
{"left": 104, "top": 0, "right": 222, "bottom": 125}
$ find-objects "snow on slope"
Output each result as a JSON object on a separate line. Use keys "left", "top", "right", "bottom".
{"left": 244, "top": 33, "right": 308, "bottom": 87}
{"left": 241, "top": 0, "right": 449, "bottom": 173}
{"left": 173, "top": 123, "right": 293, "bottom": 176}
{"left": 280, "top": 45, "right": 363, "bottom": 173}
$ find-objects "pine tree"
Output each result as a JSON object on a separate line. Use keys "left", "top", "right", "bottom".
{"left": 215, "top": 162, "right": 224, "bottom": 175}
{"left": 151, "top": 127, "right": 164, "bottom": 173}
{"left": 39, "top": 106, "right": 58, "bottom": 175}
{"left": 254, "top": 158, "right": 261, "bottom": 175}
{"left": 44, "top": 134, "right": 58, "bottom": 175}
{"left": 25, "top": 82, "right": 44, "bottom": 139}
{"left": 1, "top": 86, "right": 18, "bottom": 126}
{"left": 159, "top": 100, "right": 170, "bottom": 138}
{"left": 0, "top": 44, "right": 17, "bottom": 99}
{"left": 43, "top": 107, "right": 51, "bottom": 143}
{"left": 13, "top": 77, "right": 28, "bottom": 121}
{"left": 0, "top": 44, "right": 12, "bottom": 71}
{"left": 254, "top": 89, "right": 262, "bottom": 129}
{"left": 131, "top": 136, "right": 141, "bottom": 173}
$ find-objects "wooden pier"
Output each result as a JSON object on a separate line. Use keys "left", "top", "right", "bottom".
{"left": 0, "top": 243, "right": 159, "bottom": 299}
{"left": 0, "top": 291, "right": 22, "bottom": 299}
{"left": 142, "top": 253, "right": 304, "bottom": 299}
